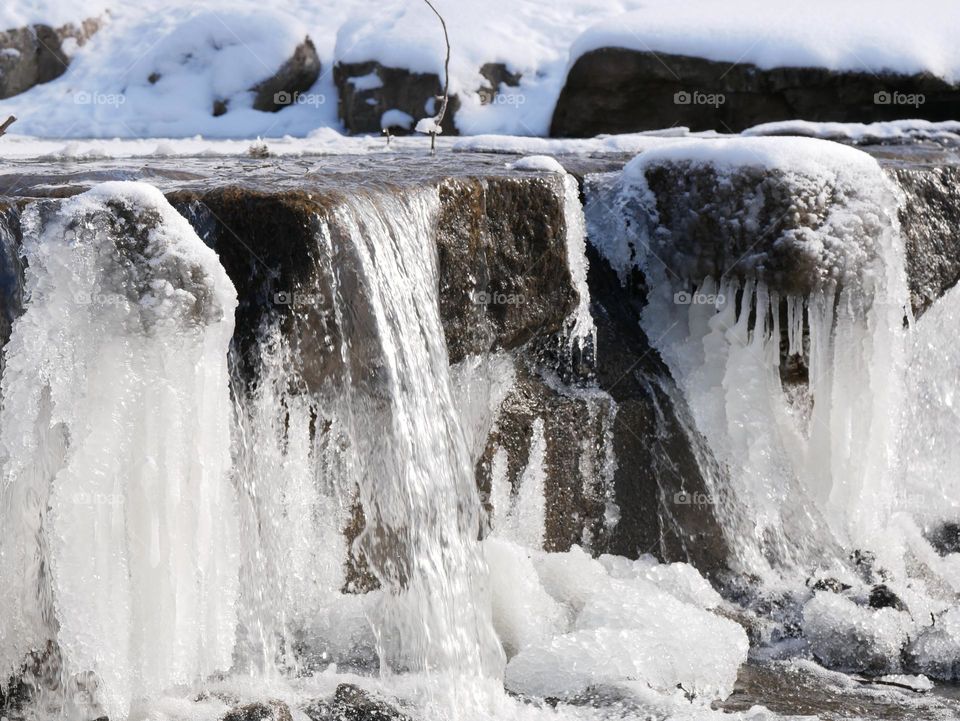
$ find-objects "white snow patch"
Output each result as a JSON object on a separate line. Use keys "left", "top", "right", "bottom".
{"left": 509, "top": 155, "right": 566, "bottom": 173}
{"left": 380, "top": 109, "right": 414, "bottom": 130}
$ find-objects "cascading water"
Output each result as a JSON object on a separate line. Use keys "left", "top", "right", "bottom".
{"left": 226, "top": 185, "right": 507, "bottom": 714}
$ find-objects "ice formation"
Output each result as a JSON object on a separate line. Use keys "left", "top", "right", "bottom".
{"left": 587, "top": 135, "right": 960, "bottom": 683}
{"left": 588, "top": 137, "right": 910, "bottom": 576}
{"left": 0, "top": 182, "right": 240, "bottom": 719}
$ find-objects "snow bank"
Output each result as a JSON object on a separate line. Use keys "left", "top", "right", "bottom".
{"left": 0, "top": 6, "right": 332, "bottom": 138}
{"left": 571, "top": 0, "right": 960, "bottom": 83}
{"left": 486, "top": 539, "right": 748, "bottom": 702}
{"left": 744, "top": 119, "right": 960, "bottom": 144}
{"left": 509, "top": 155, "right": 566, "bottom": 173}
{"left": 620, "top": 136, "right": 881, "bottom": 181}
{"left": 5, "top": 0, "right": 954, "bottom": 139}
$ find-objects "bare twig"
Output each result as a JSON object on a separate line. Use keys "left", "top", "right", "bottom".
{"left": 420, "top": 0, "right": 450, "bottom": 152}
{"left": 0, "top": 116, "right": 15, "bottom": 138}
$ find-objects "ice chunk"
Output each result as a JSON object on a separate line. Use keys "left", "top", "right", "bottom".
{"left": 802, "top": 593, "right": 914, "bottom": 674}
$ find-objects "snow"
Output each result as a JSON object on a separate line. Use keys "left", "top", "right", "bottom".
{"left": 621, "top": 136, "right": 882, "bottom": 181}
{"left": 571, "top": 0, "right": 960, "bottom": 83}
{"left": 380, "top": 109, "right": 414, "bottom": 130}
{"left": 509, "top": 155, "right": 566, "bottom": 173}
{"left": 745, "top": 119, "right": 960, "bottom": 144}
{"left": 414, "top": 116, "right": 442, "bottom": 135}
{"left": 0, "top": 0, "right": 957, "bottom": 139}
{"left": 347, "top": 72, "right": 383, "bottom": 92}
{"left": 0, "top": 0, "right": 110, "bottom": 29}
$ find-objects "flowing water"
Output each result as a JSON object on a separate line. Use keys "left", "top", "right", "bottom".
{"left": 1, "top": 146, "right": 959, "bottom": 721}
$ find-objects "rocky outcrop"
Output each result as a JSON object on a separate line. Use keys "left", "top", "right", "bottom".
{"left": 0, "top": 19, "right": 102, "bottom": 99}
{"left": 334, "top": 61, "right": 458, "bottom": 135}
{"left": 887, "top": 165, "right": 960, "bottom": 315}
{"left": 250, "top": 38, "right": 322, "bottom": 113}
{"left": 550, "top": 48, "right": 960, "bottom": 137}
{"left": 586, "top": 245, "right": 731, "bottom": 574}
{"left": 476, "top": 355, "right": 617, "bottom": 553}
{"left": 168, "top": 175, "right": 575, "bottom": 388}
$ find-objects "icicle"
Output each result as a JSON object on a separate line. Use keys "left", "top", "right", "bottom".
{"left": 786, "top": 295, "right": 805, "bottom": 358}
{"left": 504, "top": 419, "right": 547, "bottom": 551}
{"left": 560, "top": 173, "right": 596, "bottom": 356}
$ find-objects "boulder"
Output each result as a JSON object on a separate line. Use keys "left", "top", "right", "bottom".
{"left": 550, "top": 48, "right": 960, "bottom": 137}
{"left": 304, "top": 684, "right": 408, "bottom": 721}
{"left": 334, "top": 60, "right": 459, "bottom": 135}
{"left": 0, "top": 19, "right": 102, "bottom": 99}
{"left": 250, "top": 37, "right": 321, "bottom": 113}
{"left": 478, "top": 62, "right": 521, "bottom": 104}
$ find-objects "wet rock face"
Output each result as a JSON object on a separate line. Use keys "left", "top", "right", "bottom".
{"left": 0, "top": 20, "right": 101, "bottom": 99}
{"left": 585, "top": 245, "right": 731, "bottom": 575}
{"left": 476, "top": 356, "right": 616, "bottom": 553}
{"left": 551, "top": 49, "right": 960, "bottom": 137}
{"left": 0, "top": 204, "right": 24, "bottom": 352}
{"left": 170, "top": 176, "right": 575, "bottom": 390}
{"left": 334, "top": 61, "right": 459, "bottom": 135}
{"left": 888, "top": 165, "right": 960, "bottom": 315}
{"left": 251, "top": 38, "right": 322, "bottom": 113}
{"left": 169, "top": 188, "right": 348, "bottom": 391}
{"left": 436, "top": 176, "right": 576, "bottom": 364}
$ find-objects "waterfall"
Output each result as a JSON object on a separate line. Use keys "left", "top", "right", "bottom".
{"left": 229, "top": 186, "right": 505, "bottom": 699}
{"left": 0, "top": 183, "right": 240, "bottom": 719}
{"left": 0, "top": 167, "right": 767, "bottom": 720}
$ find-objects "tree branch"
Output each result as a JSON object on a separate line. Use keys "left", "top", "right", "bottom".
{"left": 0, "top": 116, "right": 15, "bottom": 138}
{"left": 419, "top": 0, "right": 450, "bottom": 151}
